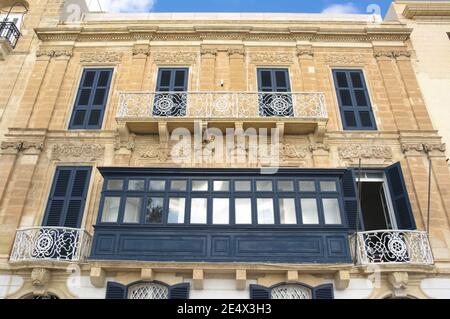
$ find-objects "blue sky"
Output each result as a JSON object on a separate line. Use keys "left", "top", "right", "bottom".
{"left": 96, "top": 1, "right": 393, "bottom": 17}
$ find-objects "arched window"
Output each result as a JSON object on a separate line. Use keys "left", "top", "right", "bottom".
{"left": 128, "top": 282, "right": 169, "bottom": 300}
{"left": 271, "top": 284, "right": 312, "bottom": 299}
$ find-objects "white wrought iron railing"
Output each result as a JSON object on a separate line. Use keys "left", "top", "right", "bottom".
{"left": 10, "top": 227, "right": 92, "bottom": 263}
{"left": 117, "top": 92, "right": 328, "bottom": 120}
{"left": 351, "top": 230, "right": 434, "bottom": 265}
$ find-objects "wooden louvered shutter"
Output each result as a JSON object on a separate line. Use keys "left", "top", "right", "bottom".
{"left": 313, "top": 284, "right": 334, "bottom": 299}
{"left": 43, "top": 167, "right": 91, "bottom": 228}
{"left": 249, "top": 284, "right": 271, "bottom": 299}
{"left": 385, "top": 162, "right": 416, "bottom": 230}
{"left": 169, "top": 283, "right": 190, "bottom": 299}
{"left": 342, "top": 169, "right": 362, "bottom": 231}
{"left": 105, "top": 282, "right": 127, "bottom": 299}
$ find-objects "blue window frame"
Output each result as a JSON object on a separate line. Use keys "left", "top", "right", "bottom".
{"left": 96, "top": 169, "right": 346, "bottom": 228}
{"left": 153, "top": 68, "right": 189, "bottom": 117}
{"left": 69, "top": 68, "right": 113, "bottom": 129}
{"left": 333, "top": 69, "right": 377, "bottom": 130}
{"left": 43, "top": 166, "right": 92, "bottom": 228}
{"left": 257, "top": 68, "right": 293, "bottom": 117}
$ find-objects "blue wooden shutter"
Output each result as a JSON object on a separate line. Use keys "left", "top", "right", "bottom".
{"left": 249, "top": 284, "right": 271, "bottom": 299}
{"left": 156, "top": 68, "right": 188, "bottom": 92}
{"left": 385, "top": 162, "right": 416, "bottom": 230}
{"left": 43, "top": 167, "right": 91, "bottom": 228}
{"left": 333, "top": 70, "right": 376, "bottom": 131}
{"left": 257, "top": 69, "right": 290, "bottom": 92}
{"left": 69, "top": 68, "right": 113, "bottom": 129}
{"left": 169, "top": 283, "right": 190, "bottom": 299}
{"left": 342, "top": 169, "right": 362, "bottom": 231}
{"left": 105, "top": 282, "right": 127, "bottom": 299}
{"left": 313, "top": 284, "right": 334, "bottom": 299}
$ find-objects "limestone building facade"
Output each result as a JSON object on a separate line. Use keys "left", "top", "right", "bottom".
{"left": 1, "top": 0, "right": 450, "bottom": 299}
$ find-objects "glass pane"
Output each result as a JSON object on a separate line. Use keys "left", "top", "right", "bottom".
{"left": 145, "top": 197, "right": 164, "bottom": 224}
{"left": 88, "top": 109, "right": 101, "bottom": 126}
{"left": 98, "top": 71, "right": 111, "bottom": 87}
{"left": 213, "top": 198, "right": 230, "bottom": 224}
{"left": 149, "top": 180, "right": 165, "bottom": 191}
{"left": 129, "top": 180, "right": 145, "bottom": 191}
{"left": 355, "top": 90, "right": 368, "bottom": 106}
{"left": 323, "top": 198, "right": 342, "bottom": 225}
{"left": 359, "top": 111, "right": 373, "bottom": 127}
{"left": 344, "top": 111, "right": 357, "bottom": 127}
{"left": 350, "top": 72, "right": 363, "bottom": 88}
{"left": 101, "top": 197, "right": 121, "bottom": 223}
{"left": 336, "top": 72, "right": 348, "bottom": 87}
{"left": 279, "top": 198, "right": 297, "bottom": 224}
{"left": 320, "top": 181, "right": 337, "bottom": 192}
{"left": 300, "top": 198, "right": 319, "bottom": 225}
{"left": 257, "top": 198, "right": 275, "bottom": 224}
{"left": 171, "top": 180, "right": 187, "bottom": 191}
{"left": 257, "top": 181, "right": 273, "bottom": 192}
{"left": 339, "top": 90, "right": 352, "bottom": 106}
{"left": 235, "top": 198, "right": 252, "bottom": 224}
{"left": 159, "top": 70, "right": 171, "bottom": 87}
{"left": 174, "top": 70, "right": 186, "bottom": 87}
{"left": 299, "top": 181, "right": 315, "bottom": 192}
{"left": 93, "top": 88, "right": 106, "bottom": 105}
{"left": 168, "top": 198, "right": 185, "bottom": 224}
{"left": 235, "top": 181, "right": 251, "bottom": 192}
{"left": 79, "top": 89, "right": 91, "bottom": 105}
{"left": 72, "top": 110, "right": 86, "bottom": 126}
{"left": 214, "top": 181, "right": 230, "bottom": 192}
{"left": 275, "top": 70, "right": 288, "bottom": 88}
{"left": 190, "top": 198, "right": 207, "bottom": 224}
{"left": 107, "top": 180, "right": 123, "bottom": 191}
{"left": 192, "top": 180, "right": 208, "bottom": 192}
{"left": 278, "top": 181, "right": 294, "bottom": 192}
{"left": 260, "top": 70, "right": 272, "bottom": 88}
{"left": 83, "top": 71, "right": 96, "bottom": 87}
{"left": 123, "top": 197, "right": 142, "bottom": 223}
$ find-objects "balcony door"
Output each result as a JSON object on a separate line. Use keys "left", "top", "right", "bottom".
{"left": 257, "top": 68, "right": 293, "bottom": 117}
{"left": 154, "top": 68, "right": 189, "bottom": 117}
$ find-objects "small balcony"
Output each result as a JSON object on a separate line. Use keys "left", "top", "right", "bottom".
{"left": 0, "top": 22, "right": 20, "bottom": 60}
{"left": 9, "top": 227, "right": 92, "bottom": 264}
{"left": 116, "top": 92, "right": 328, "bottom": 136}
{"left": 351, "top": 230, "right": 434, "bottom": 266}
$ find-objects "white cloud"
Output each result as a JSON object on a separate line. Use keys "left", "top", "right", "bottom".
{"left": 88, "top": 0, "right": 157, "bottom": 13}
{"left": 321, "top": 2, "right": 360, "bottom": 14}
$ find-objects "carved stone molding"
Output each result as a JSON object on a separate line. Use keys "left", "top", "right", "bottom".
{"left": 283, "top": 144, "right": 308, "bottom": 159}
{"left": 152, "top": 52, "right": 198, "bottom": 64}
{"left": 132, "top": 47, "right": 151, "bottom": 56}
{"left": 80, "top": 51, "right": 123, "bottom": 63}
{"left": 31, "top": 268, "right": 51, "bottom": 287}
{"left": 338, "top": 145, "right": 393, "bottom": 160}
{"left": 402, "top": 143, "right": 446, "bottom": 155}
{"left": 250, "top": 52, "right": 294, "bottom": 64}
{"left": 1, "top": 141, "right": 22, "bottom": 152}
{"left": 388, "top": 272, "right": 409, "bottom": 298}
{"left": 324, "top": 53, "right": 365, "bottom": 64}
{"left": 114, "top": 141, "right": 135, "bottom": 151}
{"left": 374, "top": 49, "right": 411, "bottom": 60}
{"left": 52, "top": 143, "right": 105, "bottom": 161}
{"left": 310, "top": 143, "right": 331, "bottom": 153}
{"left": 139, "top": 145, "right": 169, "bottom": 161}
{"left": 228, "top": 48, "right": 245, "bottom": 57}
{"left": 297, "top": 48, "right": 314, "bottom": 58}
{"left": 200, "top": 49, "right": 218, "bottom": 57}
{"left": 36, "top": 48, "right": 73, "bottom": 58}
{"left": 1, "top": 141, "right": 44, "bottom": 154}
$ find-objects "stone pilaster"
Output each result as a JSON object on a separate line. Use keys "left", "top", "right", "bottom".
{"left": 297, "top": 46, "right": 317, "bottom": 92}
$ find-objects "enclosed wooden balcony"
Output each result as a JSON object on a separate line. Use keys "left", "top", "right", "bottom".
{"left": 116, "top": 92, "right": 328, "bottom": 137}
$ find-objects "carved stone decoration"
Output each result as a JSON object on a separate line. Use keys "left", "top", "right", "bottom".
{"left": 80, "top": 52, "right": 123, "bottom": 63}
{"left": 374, "top": 49, "right": 411, "bottom": 60}
{"left": 283, "top": 144, "right": 308, "bottom": 159}
{"left": 401, "top": 143, "right": 424, "bottom": 154}
{"left": 36, "top": 48, "right": 73, "bottom": 58}
{"left": 250, "top": 52, "right": 294, "bottom": 64}
{"left": 324, "top": 54, "right": 365, "bottom": 64}
{"left": 200, "top": 49, "right": 218, "bottom": 57}
{"left": 31, "top": 268, "right": 51, "bottom": 287}
{"left": 152, "top": 52, "right": 198, "bottom": 64}
{"left": 297, "top": 48, "right": 314, "bottom": 57}
{"left": 1, "top": 141, "right": 22, "bottom": 151}
{"left": 139, "top": 145, "right": 169, "bottom": 161}
{"left": 114, "top": 141, "right": 135, "bottom": 151}
{"left": 424, "top": 143, "right": 446, "bottom": 153}
{"left": 52, "top": 143, "right": 105, "bottom": 161}
{"left": 338, "top": 145, "right": 393, "bottom": 160}
{"left": 132, "top": 48, "right": 151, "bottom": 56}
{"left": 373, "top": 50, "right": 395, "bottom": 59}
{"left": 388, "top": 272, "right": 409, "bottom": 298}
{"left": 310, "top": 143, "right": 331, "bottom": 153}
{"left": 228, "top": 48, "right": 245, "bottom": 57}
{"left": 402, "top": 143, "right": 446, "bottom": 155}
{"left": 0, "top": 141, "right": 44, "bottom": 153}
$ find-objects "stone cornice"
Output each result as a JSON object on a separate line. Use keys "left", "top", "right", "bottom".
{"left": 403, "top": 3, "right": 450, "bottom": 19}
{"left": 35, "top": 26, "right": 412, "bottom": 44}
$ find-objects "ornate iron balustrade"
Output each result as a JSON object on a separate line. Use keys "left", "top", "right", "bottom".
{"left": 0, "top": 22, "right": 21, "bottom": 49}
{"left": 117, "top": 92, "right": 327, "bottom": 120}
{"left": 351, "top": 230, "right": 434, "bottom": 265}
{"left": 10, "top": 227, "right": 92, "bottom": 263}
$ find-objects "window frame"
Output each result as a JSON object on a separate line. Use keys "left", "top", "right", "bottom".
{"left": 332, "top": 68, "right": 377, "bottom": 131}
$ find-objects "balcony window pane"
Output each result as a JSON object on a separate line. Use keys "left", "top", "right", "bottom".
{"left": 278, "top": 181, "right": 294, "bottom": 192}
{"left": 101, "top": 197, "right": 121, "bottom": 223}
{"left": 257, "top": 181, "right": 273, "bottom": 192}
{"left": 300, "top": 198, "right": 319, "bottom": 225}
{"left": 190, "top": 198, "right": 207, "bottom": 224}
{"left": 257, "top": 198, "right": 275, "bottom": 224}
{"left": 107, "top": 180, "right": 123, "bottom": 191}
{"left": 145, "top": 197, "right": 164, "bottom": 224}
{"left": 214, "top": 180, "right": 230, "bottom": 192}
{"left": 299, "top": 181, "right": 315, "bottom": 192}
{"left": 213, "top": 198, "right": 230, "bottom": 224}
{"left": 123, "top": 197, "right": 142, "bottom": 223}
{"left": 323, "top": 198, "right": 342, "bottom": 225}
{"left": 235, "top": 198, "right": 252, "bottom": 224}
{"left": 150, "top": 180, "right": 165, "bottom": 191}
{"left": 235, "top": 181, "right": 251, "bottom": 192}
{"left": 128, "top": 180, "right": 145, "bottom": 191}
{"left": 320, "top": 181, "right": 337, "bottom": 192}
{"left": 192, "top": 180, "right": 208, "bottom": 192}
{"left": 171, "top": 180, "right": 187, "bottom": 192}
{"left": 279, "top": 198, "right": 297, "bottom": 224}
{"left": 168, "top": 198, "right": 186, "bottom": 224}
